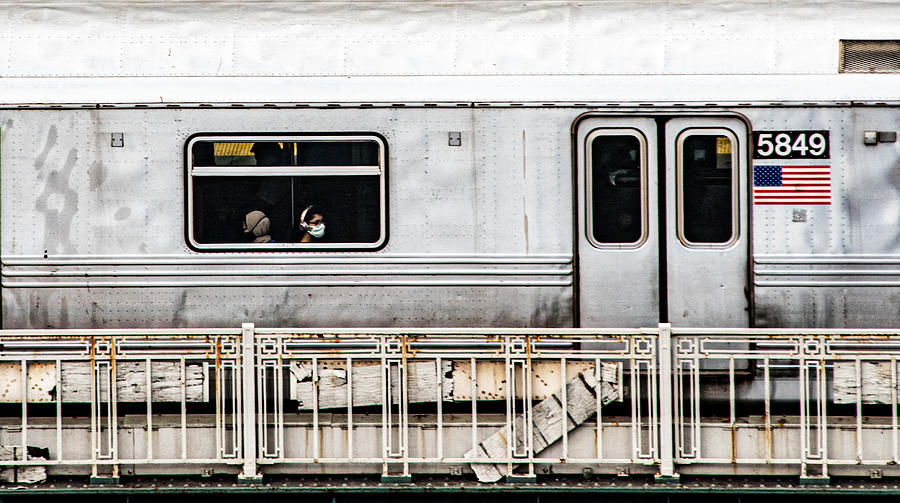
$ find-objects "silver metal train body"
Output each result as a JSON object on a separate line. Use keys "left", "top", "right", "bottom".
{"left": 1, "top": 0, "right": 899, "bottom": 330}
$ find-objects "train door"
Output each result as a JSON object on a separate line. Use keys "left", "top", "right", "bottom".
{"left": 576, "top": 116, "right": 749, "bottom": 327}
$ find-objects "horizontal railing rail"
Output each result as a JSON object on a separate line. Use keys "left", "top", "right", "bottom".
{"left": 1, "top": 324, "right": 900, "bottom": 483}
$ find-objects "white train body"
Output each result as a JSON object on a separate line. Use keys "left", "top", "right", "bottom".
{"left": 1, "top": 1, "right": 899, "bottom": 329}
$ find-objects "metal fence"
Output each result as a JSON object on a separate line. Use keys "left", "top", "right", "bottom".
{"left": 250, "top": 326, "right": 656, "bottom": 481}
{"left": 0, "top": 328, "right": 245, "bottom": 481}
{"left": 672, "top": 328, "right": 900, "bottom": 479}
{"left": 0, "top": 324, "right": 899, "bottom": 482}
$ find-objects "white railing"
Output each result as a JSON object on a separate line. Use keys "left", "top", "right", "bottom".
{"left": 672, "top": 328, "right": 900, "bottom": 479}
{"left": 0, "top": 324, "right": 899, "bottom": 482}
{"left": 249, "top": 326, "right": 656, "bottom": 481}
{"left": 0, "top": 328, "right": 245, "bottom": 482}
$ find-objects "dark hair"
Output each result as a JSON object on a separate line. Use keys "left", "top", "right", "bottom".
{"left": 251, "top": 142, "right": 287, "bottom": 166}
{"left": 300, "top": 204, "right": 325, "bottom": 223}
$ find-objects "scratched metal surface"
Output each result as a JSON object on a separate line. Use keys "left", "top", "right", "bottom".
{"left": 749, "top": 107, "right": 900, "bottom": 328}
{"left": 0, "top": 107, "right": 575, "bottom": 328}
{"left": 3, "top": 104, "right": 900, "bottom": 329}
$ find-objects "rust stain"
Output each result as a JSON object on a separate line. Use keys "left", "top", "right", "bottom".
{"left": 214, "top": 336, "right": 222, "bottom": 419}
{"left": 730, "top": 422, "right": 737, "bottom": 464}
{"left": 90, "top": 335, "right": 96, "bottom": 406}
{"left": 110, "top": 337, "right": 117, "bottom": 399}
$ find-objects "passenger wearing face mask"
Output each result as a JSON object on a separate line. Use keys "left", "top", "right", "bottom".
{"left": 298, "top": 205, "right": 326, "bottom": 243}
{"left": 242, "top": 210, "right": 274, "bottom": 243}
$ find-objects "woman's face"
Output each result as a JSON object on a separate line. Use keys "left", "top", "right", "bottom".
{"left": 301, "top": 213, "right": 326, "bottom": 241}
{"left": 305, "top": 214, "right": 324, "bottom": 229}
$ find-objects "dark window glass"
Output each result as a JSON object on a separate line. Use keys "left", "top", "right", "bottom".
{"left": 681, "top": 134, "right": 734, "bottom": 244}
{"left": 189, "top": 139, "right": 383, "bottom": 248}
{"left": 297, "top": 141, "right": 379, "bottom": 166}
{"left": 590, "top": 135, "right": 643, "bottom": 244}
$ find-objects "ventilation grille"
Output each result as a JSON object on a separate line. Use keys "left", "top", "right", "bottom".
{"left": 841, "top": 40, "right": 900, "bottom": 73}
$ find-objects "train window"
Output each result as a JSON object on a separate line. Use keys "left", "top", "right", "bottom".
{"left": 186, "top": 135, "right": 386, "bottom": 250}
{"left": 586, "top": 130, "right": 647, "bottom": 247}
{"left": 676, "top": 130, "right": 738, "bottom": 246}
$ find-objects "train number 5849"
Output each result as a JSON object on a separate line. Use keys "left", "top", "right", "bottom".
{"left": 753, "top": 130, "right": 830, "bottom": 159}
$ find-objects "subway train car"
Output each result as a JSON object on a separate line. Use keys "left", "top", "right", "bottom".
{"left": 0, "top": 0, "right": 899, "bottom": 330}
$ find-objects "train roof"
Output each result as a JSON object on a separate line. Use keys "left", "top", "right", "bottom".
{"left": 0, "top": 1, "right": 899, "bottom": 105}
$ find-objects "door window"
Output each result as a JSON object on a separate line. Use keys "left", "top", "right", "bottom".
{"left": 586, "top": 130, "right": 647, "bottom": 247}
{"left": 676, "top": 130, "right": 738, "bottom": 246}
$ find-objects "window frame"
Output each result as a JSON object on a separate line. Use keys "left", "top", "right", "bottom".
{"left": 675, "top": 127, "right": 740, "bottom": 249}
{"left": 584, "top": 128, "right": 649, "bottom": 249}
{"left": 185, "top": 133, "right": 388, "bottom": 252}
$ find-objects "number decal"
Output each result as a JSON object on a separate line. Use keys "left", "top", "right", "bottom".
{"left": 808, "top": 133, "right": 826, "bottom": 157}
{"left": 752, "top": 131, "right": 829, "bottom": 159}
{"left": 756, "top": 133, "right": 773, "bottom": 156}
{"left": 774, "top": 134, "right": 791, "bottom": 156}
{"left": 791, "top": 134, "right": 808, "bottom": 155}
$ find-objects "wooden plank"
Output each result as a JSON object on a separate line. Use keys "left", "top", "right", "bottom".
{"left": 834, "top": 361, "right": 899, "bottom": 404}
{"left": 291, "top": 360, "right": 454, "bottom": 409}
{"left": 451, "top": 360, "right": 599, "bottom": 401}
{"left": 290, "top": 359, "right": 622, "bottom": 410}
{"left": 59, "top": 362, "right": 206, "bottom": 403}
{"left": 465, "top": 362, "right": 621, "bottom": 482}
{"left": 0, "top": 361, "right": 207, "bottom": 403}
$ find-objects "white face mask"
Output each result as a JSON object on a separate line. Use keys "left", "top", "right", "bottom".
{"left": 304, "top": 222, "right": 325, "bottom": 239}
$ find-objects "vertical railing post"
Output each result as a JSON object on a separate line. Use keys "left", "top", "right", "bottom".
{"left": 656, "top": 323, "right": 678, "bottom": 481}
{"left": 238, "top": 322, "right": 262, "bottom": 484}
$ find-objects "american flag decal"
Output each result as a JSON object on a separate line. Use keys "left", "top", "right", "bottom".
{"left": 753, "top": 164, "right": 831, "bottom": 205}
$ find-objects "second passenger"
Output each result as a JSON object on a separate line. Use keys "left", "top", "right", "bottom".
{"left": 297, "top": 205, "right": 325, "bottom": 243}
